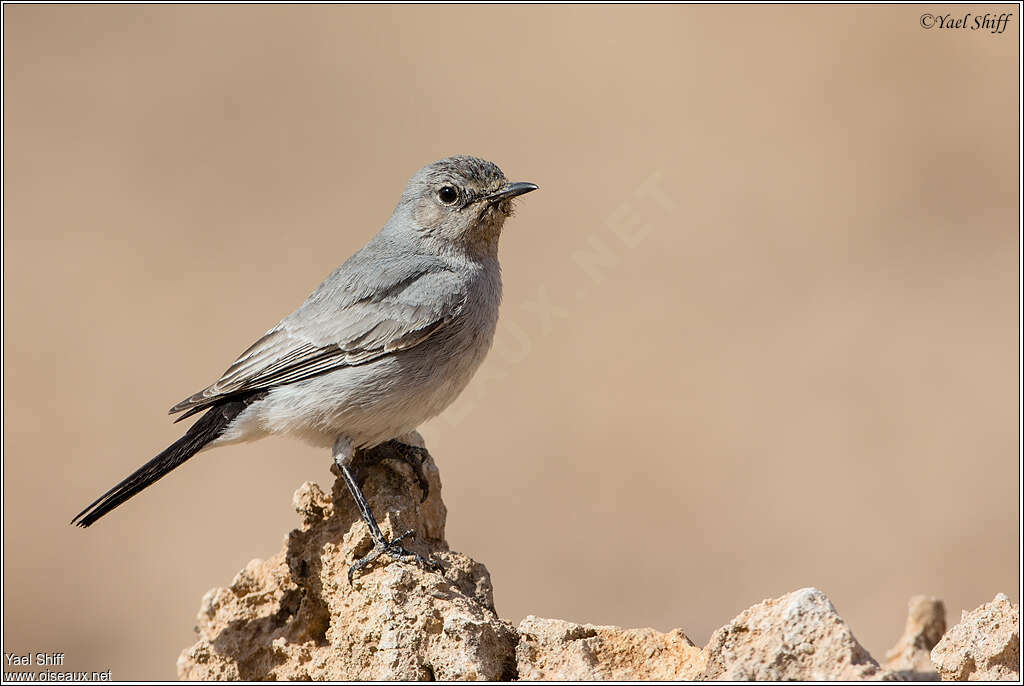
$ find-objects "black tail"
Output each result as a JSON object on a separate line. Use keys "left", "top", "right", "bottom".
{"left": 71, "top": 395, "right": 262, "bottom": 527}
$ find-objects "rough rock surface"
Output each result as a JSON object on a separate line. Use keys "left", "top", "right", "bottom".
{"left": 515, "top": 616, "right": 704, "bottom": 680}
{"left": 883, "top": 595, "right": 946, "bottom": 680}
{"left": 930, "top": 593, "right": 1019, "bottom": 681}
{"left": 177, "top": 439, "right": 1019, "bottom": 681}
{"left": 177, "top": 436, "right": 517, "bottom": 680}
{"left": 700, "top": 587, "right": 885, "bottom": 680}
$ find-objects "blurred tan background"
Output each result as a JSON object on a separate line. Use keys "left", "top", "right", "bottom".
{"left": 3, "top": 4, "right": 1018, "bottom": 680}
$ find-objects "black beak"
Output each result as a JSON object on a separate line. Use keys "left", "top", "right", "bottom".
{"left": 485, "top": 182, "right": 539, "bottom": 203}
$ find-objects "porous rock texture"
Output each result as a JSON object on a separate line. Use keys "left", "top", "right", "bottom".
{"left": 880, "top": 597, "right": 942, "bottom": 683}
{"left": 883, "top": 595, "right": 946, "bottom": 680}
{"left": 700, "top": 587, "right": 885, "bottom": 680}
{"left": 177, "top": 435, "right": 517, "bottom": 680}
{"left": 177, "top": 438, "right": 1019, "bottom": 681}
{"left": 930, "top": 593, "right": 1020, "bottom": 681}
{"left": 515, "top": 616, "right": 705, "bottom": 680}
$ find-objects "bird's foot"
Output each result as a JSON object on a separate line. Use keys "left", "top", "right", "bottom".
{"left": 347, "top": 529, "right": 443, "bottom": 585}
{"left": 354, "top": 440, "right": 431, "bottom": 503}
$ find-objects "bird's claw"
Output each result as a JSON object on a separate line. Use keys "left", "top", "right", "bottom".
{"left": 347, "top": 529, "right": 443, "bottom": 585}
{"left": 354, "top": 441, "right": 431, "bottom": 504}
{"left": 391, "top": 443, "right": 431, "bottom": 504}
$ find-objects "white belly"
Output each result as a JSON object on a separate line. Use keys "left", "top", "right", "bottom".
{"left": 213, "top": 310, "right": 497, "bottom": 450}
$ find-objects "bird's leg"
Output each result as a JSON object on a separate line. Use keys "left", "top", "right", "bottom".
{"left": 332, "top": 436, "right": 441, "bottom": 585}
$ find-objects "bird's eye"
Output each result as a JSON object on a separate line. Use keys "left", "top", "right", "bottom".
{"left": 437, "top": 186, "right": 459, "bottom": 205}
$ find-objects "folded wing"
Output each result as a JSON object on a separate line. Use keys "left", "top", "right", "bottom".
{"left": 169, "top": 266, "right": 467, "bottom": 420}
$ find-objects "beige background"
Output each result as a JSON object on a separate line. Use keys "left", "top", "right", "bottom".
{"left": 3, "top": 5, "right": 1019, "bottom": 680}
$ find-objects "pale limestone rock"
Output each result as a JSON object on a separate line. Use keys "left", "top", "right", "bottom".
{"left": 931, "top": 593, "right": 1019, "bottom": 681}
{"left": 515, "top": 616, "right": 704, "bottom": 680}
{"left": 176, "top": 437, "right": 1018, "bottom": 682}
{"left": 700, "top": 587, "right": 885, "bottom": 680}
{"left": 883, "top": 595, "right": 945, "bottom": 680}
{"left": 177, "top": 438, "right": 517, "bottom": 680}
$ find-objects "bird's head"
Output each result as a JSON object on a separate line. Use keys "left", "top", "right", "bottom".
{"left": 397, "top": 155, "right": 538, "bottom": 255}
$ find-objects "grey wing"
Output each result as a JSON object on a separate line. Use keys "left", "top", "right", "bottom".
{"left": 169, "top": 267, "right": 467, "bottom": 419}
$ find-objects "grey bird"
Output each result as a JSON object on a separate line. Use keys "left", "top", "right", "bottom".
{"left": 72, "top": 155, "right": 537, "bottom": 580}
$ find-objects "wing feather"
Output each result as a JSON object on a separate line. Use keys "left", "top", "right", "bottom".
{"left": 169, "top": 263, "right": 467, "bottom": 417}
